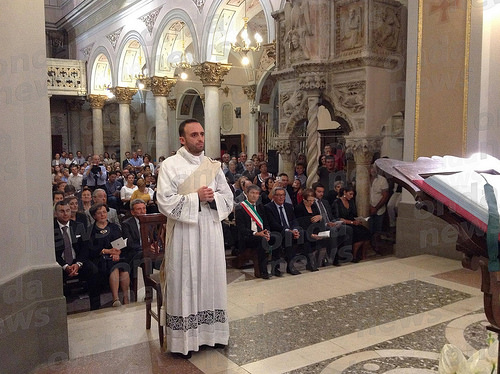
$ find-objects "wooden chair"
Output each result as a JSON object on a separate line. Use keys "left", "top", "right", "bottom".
{"left": 138, "top": 213, "right": 167, "bottom": 347}
{"left": 232, "top": 248, "right": 261, "bottom": 278}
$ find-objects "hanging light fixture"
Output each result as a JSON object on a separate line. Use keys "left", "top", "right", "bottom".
{"left": 170, "top": 22, "right": 193, "bottom": 80}
{"left": 230, "top": 0, "right": 263, "bottom": 65}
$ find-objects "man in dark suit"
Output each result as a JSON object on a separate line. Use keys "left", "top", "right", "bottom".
{"left": 264, "top": 187, "right": 303, "bottom": 275}
{"left": 54, "top": 201, "right": 100, "bottom": 310}
{"left": 235, "top": 185, "right": 271, "bottom": 279}
{"left": 122, "top": 199, "right": 146, "bottom": 258}
{"left": 122, "top": 199, "right": 147, "bottom": 300}
{"left": 312, "top": 182, "right": 353, "bottom": 266}
{"left": 122, "top": 151, "right": 131, "bottom": 169}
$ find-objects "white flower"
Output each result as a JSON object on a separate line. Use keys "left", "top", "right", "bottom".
{"left": 439, "top": 334, "right": 497, "bottom": 374}
{"left": 439, "top": 344, "right": 466, "bottom": 374}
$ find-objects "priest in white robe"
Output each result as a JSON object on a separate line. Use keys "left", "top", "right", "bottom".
{"left": 156, "top": 119, "right": 233, "bottom": 357}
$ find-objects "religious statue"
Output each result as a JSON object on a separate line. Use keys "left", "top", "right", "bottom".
{"left": 341, "top": 6, "right": 362, "bottom": 50}
{"left": 284, "top": 0, "right": 313, "bottom": 62}
{"left": 375, "top": 6, "right": 401, "bottom": 51}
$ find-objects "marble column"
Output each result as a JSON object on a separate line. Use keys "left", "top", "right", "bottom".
{"left": 345, "top": 137, "right": 382, "bottom": 217}
{"left": 67, "top": 99, "right": 84, "bottom": 153}
{"left": 194, "top": 62, "right": 231, "bottom": 159}
{"left": 88, "top": 94, "right": 107, "bottom": 156}
{"left": 299, "top": 74, "right": 326, "bottom": 188}
{"left": 111, "top": 87, "right": 138, "bottom": 163}
{"left": 243, "top": 85, "right": 257, "bottom": 156}
{"left": 148, "top": 76, "right": 176, "bottom": 159}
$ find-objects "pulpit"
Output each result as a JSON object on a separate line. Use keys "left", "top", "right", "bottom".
{"left": 375, "top": 156, "right": 500, "bottom": 370}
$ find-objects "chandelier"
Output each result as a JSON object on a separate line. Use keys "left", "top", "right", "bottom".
{"left": 170, "top": 22, "right": 193, "bottom": 80}
{"left": 230, "top": 0, "right": 263, "bottom": 65}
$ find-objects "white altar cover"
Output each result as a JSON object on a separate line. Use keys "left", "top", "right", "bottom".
{"left": 156, "top": 147, "right": 233, "bottom": 354}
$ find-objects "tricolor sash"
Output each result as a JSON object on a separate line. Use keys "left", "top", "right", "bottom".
{"left": 241, "top": 200, "right": 263, "bottom": 230}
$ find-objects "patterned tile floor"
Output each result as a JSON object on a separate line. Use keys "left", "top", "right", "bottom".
{"left": 34, "top": 255, "right": 487, "bottom": 374}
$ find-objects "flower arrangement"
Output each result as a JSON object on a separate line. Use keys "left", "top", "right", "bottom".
{"left": 438, "top": 333, "right": 498, "bottom": 374}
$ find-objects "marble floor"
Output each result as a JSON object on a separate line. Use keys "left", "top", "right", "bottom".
{"left": 34, "top": 254, "right": 489, "bottom": 374}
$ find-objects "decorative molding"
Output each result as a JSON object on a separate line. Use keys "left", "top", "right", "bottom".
{"left": 80, "top": 43, "right": 94, "bottom": 60}
{"left": 110, "top": 86, "right": 138, "bottom": 104}
{"left": 273, "top": 136, "right": 302, "bottom": 162}
{"left": 242, "top": 85, "right": 256, "bottom": 101}
{"left": 299, "top": 74, "right": 327, "bottom": 92}
{"left": 138, "top": 6, "right": 162, "bottom": 35}
{"left": 334, "top": 81, "right": 366, "bottom": 113}
{"left": 193, "top": 62, "right": 231, "bottom": 87}
{"left": 192, "top": 0, "right": 205, "bottom": 12}
{"left": 167, "top": 99, "right": 177, "bottom": 111}
{"left": 47, "top": 58, "right": 87, "bottom": 96}
{"left": 106, "top": 27, "right": 124, "bottom": 50}
{"left": 88, "top": 94, "right": 108, "bottom": 109}
{"left": 148, "top": 76, "right": 176, "bottom": 97}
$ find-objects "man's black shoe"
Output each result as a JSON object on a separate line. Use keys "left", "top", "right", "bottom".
{"left": 286, "top": 267, "right": 301, "bottom": 275}
{"left": 261, "top": 272, "right": 270, "bottom": 279}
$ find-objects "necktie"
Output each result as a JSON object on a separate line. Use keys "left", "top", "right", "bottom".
{"left": 279, "top": 206, "right": 289, "bottom": 229}
{"left": 62, "top": 226, "right": 74, "bottom": 264}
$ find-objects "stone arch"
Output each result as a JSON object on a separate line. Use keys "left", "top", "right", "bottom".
{"left": 321, "top": 92, "right": 354, "bottom": 134}
{"left": 201, "top": 0, "right": 275, "bottom": 63}
{"left": 178, "top": 88, "right": 204, "bottom": 120}
{"left": 151, "top": 9, "right": 199, "bottom": 77}
{"left": 88, "top": 47, "right": 114, "bottom": 94}
{"left": 115, "top": 31, "right": 149, "bottom": 87}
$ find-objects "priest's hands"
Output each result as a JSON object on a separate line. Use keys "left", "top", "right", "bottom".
{"left": 198, "top": 186, "right": 214, "bottom": 202}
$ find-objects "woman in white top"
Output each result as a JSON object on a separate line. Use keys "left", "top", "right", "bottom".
{"left": 140, "top": 155, "right": 155, "bottom": 174}
{"left": 120, "top": 173, "right": 138, "bottom": 210}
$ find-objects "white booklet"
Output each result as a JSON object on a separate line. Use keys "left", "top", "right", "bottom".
{"left": 111, "top": 237, "right": 128, "bottom": 250}
{"left": 317, "top": 231, "right": 330, "bottom": 238}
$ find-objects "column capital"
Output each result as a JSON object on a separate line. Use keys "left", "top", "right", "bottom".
{"left": 88, "top": 94, "right": 108, "bottom": 109}
{"left": 149, "top": 76, "right": 176, "bottom": 97}
{"left": 345, "top": 136, "right": 382, "bottom": 164}
{"left": 111, "top": 87, "right": 138, "bottom": 104}
{"left": 193, "top": 62, "right": 231, "bottom": 87}
{"left": 242, "top": 85, "right": 257, "bottom": 101}
{"left": 167, "top": 99, "right": 177, "bottom": 111}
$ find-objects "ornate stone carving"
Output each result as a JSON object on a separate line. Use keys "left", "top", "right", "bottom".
{"left": 273, "top": 136, "right": 302, "bottom": 163}
{"left": 305, "top": 95, "right": 320, "bottom": 188}
{"left": 80, "top": 43, "right": 94, "bottom": 60}
{"left": 193, "top": 62, "right": 231, "bottom": 87}
{"left": 338, "top": 3, "right": 364, "bottom": 52}
{"left": 345, "top": 137, "right": 382, "bottom": 165}
{"left": 334, "top": 81, "right": 366, "bottom": 113}
{"left": 110, "top": 87, "right": 138, "bottom": 104}
{"left": 299, "top": 74, "right": 326, "bottom": 92}
{"left": 88, "top": 94, "right": 108, "bottom": 109}
{"left": 106, "top": 27, "right": 124, "bottom": 50}
{"left": 47, "top": 58, "right": 87, "bottom": 96}
{"left": 372, "top": 2, "right": 401, "bottom": 52}
{"left": 138, "top": 6, "right": 162, "bottom": 35}
{"left": 167, "top": 99, "right": 177, "bottom": 111}
{"left": 280, "top": 89, "right": 308, "bottom": 130}
{"left": 149, "top": 76, "right": 176, "bottom": 97}
{"left": 284, "top": 0, "right": 313, "bottom": 64}
{"left": 192, "top": 0, "right": 205, "bottom": 11}
{"left": 242, "top": 85, "right": 256, "bottom": 102}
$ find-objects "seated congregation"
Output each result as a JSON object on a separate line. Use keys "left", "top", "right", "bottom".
{"left": 52, "top": 146, "right": 393, "bottom": 311}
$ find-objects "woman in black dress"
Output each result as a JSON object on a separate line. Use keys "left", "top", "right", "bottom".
{"left": 89, "top": 203, "right": 131, "bottom": 307}
{"left": 294, "top": 188, "right": 330, "bottom": 272}
{"left": 332, "top": 186, "right": 371, "bottom": 262}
